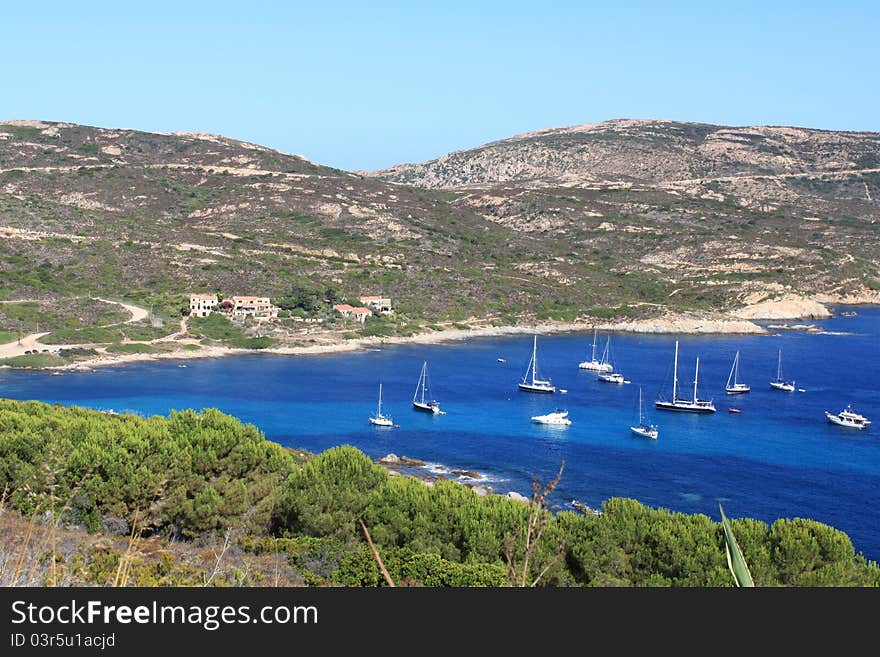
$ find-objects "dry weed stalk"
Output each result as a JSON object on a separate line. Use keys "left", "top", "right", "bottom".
{"left": 204, "top": 529, "right": 232, "bottom": 586}
{"left": 504, "top": 460, "right": 566, "bottom": 587}
{"left": 112, "top": 509, "right": 142, "bottom": 587}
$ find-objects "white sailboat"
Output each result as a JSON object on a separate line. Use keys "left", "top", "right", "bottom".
{"left": 769, "top": 349, "right": 795, "bottom": 392}
{"left": 725, "top": 350, "right": 750, "bottom": 395}
{"left": 579, "top": 329, "right": 613, "bottom": 372}
{"left": 369, "top": 383, "right": 394, "bottom": 426}
{"left": 631, "top": 386, "right": 658, "bottom": 439}
{"left": 519, "top": 335, "right": 556, "bottom": 393}
{"left": 655, "top": 340, "right": 716, "bottom": 413}
{"left": 412, "top": 361, "right": 444, "bottom": 414}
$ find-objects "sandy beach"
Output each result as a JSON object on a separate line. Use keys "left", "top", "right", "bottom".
{"left": 2, "top": 293, "right": 874, "bottom": 372}
{"left": 15, "top": 312, "right": 770, "bottom": 371}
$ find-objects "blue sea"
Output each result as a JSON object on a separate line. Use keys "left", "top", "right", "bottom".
{"left": 2, "top": 307, "right": 879, "bottom": 562}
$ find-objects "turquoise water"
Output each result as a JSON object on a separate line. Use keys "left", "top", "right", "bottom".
{"left": 2, "top": 307, "right": 879, "bottom": 561}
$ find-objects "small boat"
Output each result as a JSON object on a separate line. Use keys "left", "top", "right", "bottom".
{"left": 631, "top": 386, "right": 659, "bottom": 439}
{"left": 728, "top": 407, "right": 742, "bottom": 414}
{"left": 532, "top": 409, "right": 571, "bottom": 426}
{"left": 579, "top": 329, "right": 614, "bottom": 372}
{"left": 769, "top": 349, "right": 795, "bottom": 392}
{"left": 559, "top": 388, "right": 568, "bottom": 394}
{"left": 598, "top": 371, "right": 628, "bottom": 384}
{"left": 412, "top": 361, "right": 444, "bottom": 414}
{"left": 655, "top": 340, "right": 716, "bottom": 413}
{"left": 369, "top": 383, "right": 394, "bottom": 427}
{"left": 825, "top": 405, "right": 871, "bottom": 430}
{"left": 178, "top": 364, "right": 188, "bottom": 368}
{"left": 497, "top": 358, "right": 506, "bottom": 363}
{"left": 725, "top": 350, "right": 750, "bottom": 395}
{"left": 518, "top": 336, "right": 556, "bottom": 393}
{"left": 840, "top": 311, "right": 857, "bottom": 317}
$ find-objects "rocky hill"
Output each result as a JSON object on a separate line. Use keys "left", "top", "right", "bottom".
{"left": 1, "top": 119, "right": 878, "bottom": 340}
{"left": 371, "top": 119, "right": 880, "bottom": 313}
{"left": 371, "top": 118, "right": 880, "bottom": 188}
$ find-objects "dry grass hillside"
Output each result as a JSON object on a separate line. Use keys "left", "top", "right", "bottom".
{"left": 1, "top": 119, "right": 878, "bottom": 340}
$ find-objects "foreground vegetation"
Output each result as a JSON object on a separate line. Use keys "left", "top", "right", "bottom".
{"left": 1, "top": 399, "right": 877, "bottom": 587}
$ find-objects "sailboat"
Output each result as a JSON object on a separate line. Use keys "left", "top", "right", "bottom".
{"left": 579, "top": 329, "right": 614, "bottom": 372}
{"left": 725, "top": 350, "right": 750, "bottom": 394}
{"left": 655, "top": 340, "right": 716, "bottom": 413}
{"left": 412, "top": 361, "right": 444, "bottom": 414}
{"left": 631, "top": 386, "right": 659, "bottom": 439}
{"left": 369, "top": 383, "right": 394, "bottom": 426}
{"left": 518, "top": 336, "right": 556, "bottom": 393}
{"left": 769, "top": 349, "right": 795, "bottom": 392}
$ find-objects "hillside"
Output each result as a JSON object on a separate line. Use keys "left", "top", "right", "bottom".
{"left": 371, "top": 119, "right": 880, "bottom": 313}
{"left": 1, "top": 118, "right": 878, "bottom": 358}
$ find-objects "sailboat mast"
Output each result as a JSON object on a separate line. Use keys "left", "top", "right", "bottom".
{"left": 532, "top": 336, "right": 538, "bottom": 384}
{"left": 672, "top": 340, "right": 679, "bottom": 400}
{"left": 591, "top": 329, "right": 598, "bottom": 361}
{"left": 728, "top": 351, "right": 738, "bottom": 388}
{"left": 694, "top": 356, "right": 700, "bottom": 402}
{"left": 421, "top": 363, "right": 427, "bottom": 404}
{"left": 378, "top": 383, "right": 383, "bottom": 415}
{"left": 777, "top": 350, "right": 782, "bottom": 380}
{"left": 638, "top": 386, "right": 644, "bottom": 423}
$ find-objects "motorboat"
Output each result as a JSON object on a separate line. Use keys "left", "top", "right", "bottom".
{"left": 532, "top": 409, "right": 571, "bottom": 426}
{"left": 825, "top": 405, "right": 871, "bottom": 430}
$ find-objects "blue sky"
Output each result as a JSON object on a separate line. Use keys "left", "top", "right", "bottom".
{"left": 3, "top": 1, "right": 878, "bottom": 170}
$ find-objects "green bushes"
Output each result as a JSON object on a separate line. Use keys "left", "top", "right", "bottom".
{"left": 278, "top": 445, "right": 387, "bottom": 542}
{"left": 1, "top": 399, "right": 877, "bottom": 586}
{"left": 187, "top": 314, "right": 275, "bottom": 349}
{"left": 0, "top": 401, "right": 294, "bottom": 538}
{"left": 104, "top": 343, "right": 159, "bottom": 354}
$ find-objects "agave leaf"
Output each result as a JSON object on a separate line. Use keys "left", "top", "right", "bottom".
{"left": 719, "top": 502, "right": 755, "bottom": 587}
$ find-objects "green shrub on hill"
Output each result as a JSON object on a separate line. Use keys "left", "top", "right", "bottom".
{"left": 188, "top": 313, "right": 275, "bottom": 349}
{"left": 0, "top": 401, "right": 293, "bottom": 538}
{"left": 1, "top": 400, "right": 877, "bottom": 587}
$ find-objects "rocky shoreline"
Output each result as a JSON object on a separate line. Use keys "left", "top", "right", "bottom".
{"left": 374, "top": 453, "right": 604, "bottom": 514}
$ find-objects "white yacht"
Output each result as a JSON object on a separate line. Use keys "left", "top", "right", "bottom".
{"left": 769, "top": 349, "right": 795, "bottom": 392}
{"left": 531, "top": 409, "right": 572, "bottom": 426}
{"left": 655, "top": 340, "right": 716, "bottom": 413}
{"left": 725, "top": 350, "right": 750, "bottom": 395}
{"left": 369, "top": 383, "right": 394, "bottom": 426}
{"left": 598, "top": 371, "right": 627, "bottom": 384}
{"left": 630, "top": 386, "right": 659, "bottom": 440}
{"left": 518, "top": 336, "right": 556, "bottom": 393}
{"left": 579, "top": 329, "right": 613, "bottom": 372}
{"left": 825, "top": 405, "right": 871, "bottom": 430}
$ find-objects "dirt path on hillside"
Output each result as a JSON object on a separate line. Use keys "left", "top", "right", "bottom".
{"left": 0, "top": 332, "right": 51, "bottom": 359}
{"left": 0, "top": 298, "right": 152, "bottom": 359}
{"left": 94, "top": 297, "right": 149, "bottom": 323}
